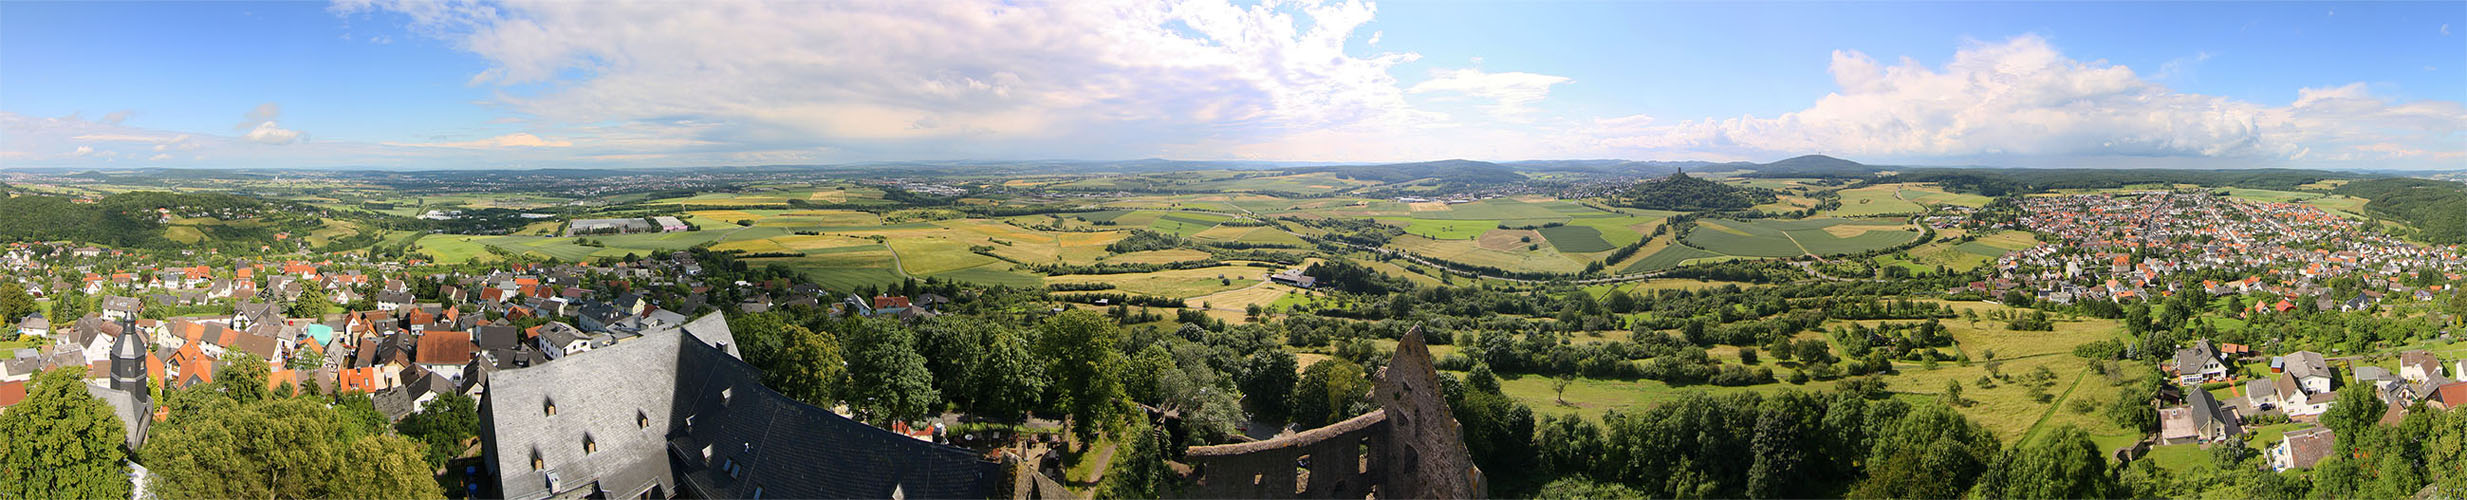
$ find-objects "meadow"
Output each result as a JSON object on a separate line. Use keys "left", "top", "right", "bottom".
{"left": 1685, "top": 218, "right": 1923, "bottom": 258}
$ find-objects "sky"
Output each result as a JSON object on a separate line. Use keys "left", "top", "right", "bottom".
{"left": 3, "top": 0, "right": 2462, "bottom": 170}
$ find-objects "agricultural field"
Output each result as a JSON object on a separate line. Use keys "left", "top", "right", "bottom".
{"left": 1394, "top": 233, "right": 1588, "bottom": 274}
{"left": 1494, "top": 300, "right": 2135, "bottom": 446}
{"left": 1685, "top": 218, "right": 1923, "bottom": 258}
{"left": 1829, "top": 185, "right": 1925, "bottom": 216}
{"left": 1883, "top": 229, "right": 2041, "bottom": 273}
{"left": 1046, "top": 264, "right": 1267, "bottom": 298}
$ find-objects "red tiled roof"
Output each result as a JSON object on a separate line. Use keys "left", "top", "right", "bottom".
{"left": 414, "top": 330, "right": 475, "bottom": 366}
{"left": 0, "top": 381, "right": 25, "bottom": 408}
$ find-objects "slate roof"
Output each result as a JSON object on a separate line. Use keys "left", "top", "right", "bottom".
{"left": 481, "top": 313, "right": 987, "bottom": 500}
{"left": 667, "top": 338, "right": 1001, "bottom": 499}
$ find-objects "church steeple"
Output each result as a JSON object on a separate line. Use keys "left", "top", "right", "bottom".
{"left": 111, "top": 327, "right": 148, "bottom": 401}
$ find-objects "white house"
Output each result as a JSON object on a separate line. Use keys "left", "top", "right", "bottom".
{"left": 2399, "top": 351, "right": 2443, "bottom": 383}
{"left": 2284, "top": 351, "right": 2334, "bottom": 395}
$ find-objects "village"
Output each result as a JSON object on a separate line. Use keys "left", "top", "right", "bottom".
{"left": 2158, "top": 338, "right": 2467, "bottom": 471}
{"left": 1976, "top": 192, "right": 2464, "bottom": 313}
{"left": 0, "top": 242, "right": 992, "bottom": 494}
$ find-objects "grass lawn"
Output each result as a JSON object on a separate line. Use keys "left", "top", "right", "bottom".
{"left": 2145, "top": 444, "right": 2215, "bottom": 471}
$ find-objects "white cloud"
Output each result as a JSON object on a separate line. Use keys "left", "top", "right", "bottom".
{"left": 72, "top": 145, "right": 94, "bottom": 157}
{"left": 148, "top": 153, "right": 172, "bottom": 161}
{"left": 1585, "top": 35, "right": 2466, "bottom": 167}
{"left": 100, "top": 110, "right": 134, "bottom": 126}
{"left": 243, "top": 121, "right": 304, "bottom": 145}
{"left": 334, "top": 0, "right": 1477, "bottom": 159}
{"left": 1408, "top": 67, "right": 1573, "bottom": 117}
{"left": 232, "top": 103, "right": 305, "bottom": 145}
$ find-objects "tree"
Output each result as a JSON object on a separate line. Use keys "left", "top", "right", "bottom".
{"left": 394, "top": 392, "right": 479, "bottom": 468}
{"left": 1095, "top": 416, "right": 1175, "bottom": 499}
{"left": 1941, "top": 379, "right": 1966, "bottom": 407}
{"left": 144, "top": 395, "right": 438, "bottom": 499}
{"left": 1037, "top": 311, "right": 1128, "bottom": 443}
{"left": 773, "top": 321, "right": 846, "bottom": 408}
{"left": 0, "top": 367, "right": 130, "bottom": 500}
{"left": 0, "top": 282, "right": 35, "bottom": 322}
{"left": 1849, "top": 404, "right": 2000, "bottom": 499}
{"left": 1552, "top": 374, "right": 1574, "bottom": 405}
{"left": 2321, "top": 382, "right": 2384, "bottom": 452}
{"left": 289, "top": 286, "right": 331, "bottom": 318}
{"left": 839, "top": 318, "right": 941, "bottom": 426}
{"left": 1978, "top": 426, "right": 2119, "bottom": 499}
{"left": 966, "top": 325, "right": 1045, "bottom": 422}
{"left": 1287, "top": 358, "right": 1370, "bottom": 430}
{"left": 1236, "top": 350, "right": 1299, "bottom": 424}
{"left": 50, "top": 288, "right": 92, "bottom": 322}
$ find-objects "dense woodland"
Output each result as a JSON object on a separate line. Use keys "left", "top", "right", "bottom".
{"left": 2336, "top": 177, "right": 2467, "bottom": 244}
{"left": 1606, "top": 172, "right": 1779, "bottom": 211}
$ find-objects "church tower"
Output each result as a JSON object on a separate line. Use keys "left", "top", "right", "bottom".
{"left": 111, "top": 327, "right": 149, "bottom": 403}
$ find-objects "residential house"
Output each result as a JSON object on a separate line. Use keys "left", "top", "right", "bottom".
{"left": 375, "top": 290, "right": 416, "bottom": 312}
{"left": 2284, "top": 351, "right": 2334, "bottom": 394}
{"left": 414, "top": 330, "right": 474, "bottom": 382}
{"left": 2355, "top": 366, "right": 2401, "bottom": 390}
{"left": 2173, "top": 340, "right": 2229, "bottom": 385}
{"left": 2271, "top": 427, "right": 2334, "bottom": 471}
{"left": 100, "top": 296, "right": 143, "bottom": 321}
{"left": 534, "top": 322, "right": 593, "bottom": 360}
{"left": 2399, "top": 351, "right": 2443, "bottom": 383}
{"left": 2159, "top": 386, "right": 2243, "bottom": 445}
{"left": 15, "top": 313, "right": 46, "bottom": 337}
{"left": 233, "top": 301, "right": 284, "bottom": 331}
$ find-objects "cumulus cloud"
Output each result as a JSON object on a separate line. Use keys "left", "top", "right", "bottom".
{"left": 233, "top": 103, "right": 305, "bottom": 145}
{"left": 1587, "top": 35, "right": 2465, "bottom": 166}
{"left": 100, "top": 110, "right": 135, "bottom": 126}
{"left": 333, "top": 0, "right": 1463, "bottom": 158}
{"left": 1408, "top": 67, "right": 1573, "bottom": 117}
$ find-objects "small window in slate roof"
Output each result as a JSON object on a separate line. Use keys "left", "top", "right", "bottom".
{"left": 721, "top": 387, "right": 733, "bottom": 404}
{"left": 637, "top": 410, "right": 649, "bottom": 429}
{"left": 583, "top": 434, "right": 597, "bottom": 454}
{"left": 544, "top": 397, "right": 557, "bottom": 416}
{"left": 530, "top": 449, "right": 543, "bottom": 470}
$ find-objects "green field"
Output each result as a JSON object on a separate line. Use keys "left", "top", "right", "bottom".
{"left": 1385, "top": 218, "right": 1498, "bottom": 240}
{"left": 1687, "top": 218, "right": 1921, "bottom": 258}
{"left": 1829, "top": 185, "right": 1927, "bottom": 216}
{"left": 1536, "top": 225, "right": 1614, "bottom": 253}
{"left": 1624, "top": 243, "right": 1720, "bottom": 273}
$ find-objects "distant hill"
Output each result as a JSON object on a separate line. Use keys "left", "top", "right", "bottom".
{"left": 1738, "top": 155, "right": 1886, "bottom": 179}
{"left": 1281, "top": 159, "right": 1527, "bottom": 185}
{"left": 2335, "top": 177, "right": 2467, "bottom": 244}
{"left": 1605, "top": 172, "right": 1779, "bottom": 211}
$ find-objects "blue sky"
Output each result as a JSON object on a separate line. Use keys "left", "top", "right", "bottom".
{"left": 3, "top": 0, "right": 2461, "bottom": 169}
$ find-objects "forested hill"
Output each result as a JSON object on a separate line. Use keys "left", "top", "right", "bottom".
{"left": 0, "top": 191, "right": 321, "bottom": 251}
{"left": 2335, "top": 178, "right": 2467, "bottom": 244}
{"left": 1605, "top": 172, "right": 1779, "bottom": 211}
{"left": 1875, "top": 168, "right": 2350, "bottom": 196}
